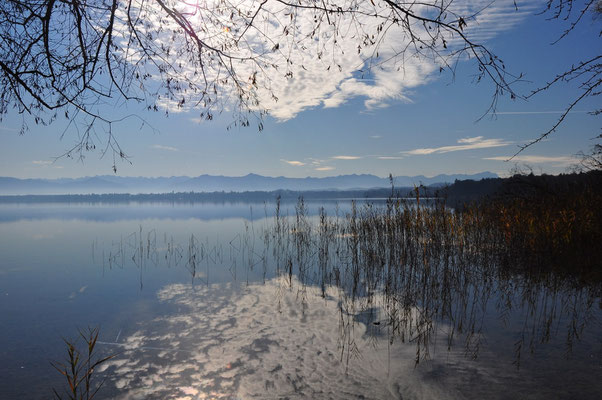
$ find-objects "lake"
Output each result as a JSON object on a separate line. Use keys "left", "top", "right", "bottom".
{"left": 1, "top": 200, "right": 601, "bottom": 399}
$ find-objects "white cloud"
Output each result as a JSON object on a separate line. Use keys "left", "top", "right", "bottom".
{"left": 378, "top": 156, "right": 404, "bottom": 160}
{"left": 457, "top": 137, "right": 485, "bottom": 144}
{"left": 308, "top": 158, "right": 326, "bottom": 166}
{"left": 98, "top": 277, "right": 491, "bottom": 399}
{"left": 332, "top": 155, "right": 362, "bottom": 160}
{"left": 484, "top": 155, "right": 578, "bottom": 165}
{"left": 403, "top": 136, "right": 511, "bottom": 155}
{"left": 32, "top": 160, "right": 53, "bottom": 165}
{"left": 280, "top": 159, "right": 305, "bottom": 166}
{"left": 315, "top": 166, "right": 335, "bottom": 171}
{"left": 151, "top": 145, "right": 179, "bottom": 152}
{"left": 261, "top": 0, "right": 537, "bottom": 119}
{"left": 115, "top": 1, "right": 537, "bottom": 120}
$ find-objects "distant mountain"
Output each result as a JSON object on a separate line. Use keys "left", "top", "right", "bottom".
{"left": 0, "top": 172, "right": 498, "bottom": 195}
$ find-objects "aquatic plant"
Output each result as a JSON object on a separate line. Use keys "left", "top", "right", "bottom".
{"left": 265, "top": 185, "right": 602, "bottom": 365}
{"left": 51, "top": 327, "right": 114, "bottom": 400}
{"left": 94, "top": 179, "right": 601, "bottom": 368}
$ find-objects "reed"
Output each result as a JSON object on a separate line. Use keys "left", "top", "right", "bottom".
{"left": 93, "top": 182, "right": 601, "bottom": 368}
{"left": 267, "top": 185, "right": 601, "bottom": 365}
{"left": 51, "top": 327, "right": 114, "bottom": 400}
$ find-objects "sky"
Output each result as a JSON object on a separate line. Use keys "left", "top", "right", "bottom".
{"left": 0, "top": 0, "right": 599, "bottom": 179}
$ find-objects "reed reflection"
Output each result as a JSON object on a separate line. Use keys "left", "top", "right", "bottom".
{"left": 96, "top": 195, "right": 601, "bottom": 373}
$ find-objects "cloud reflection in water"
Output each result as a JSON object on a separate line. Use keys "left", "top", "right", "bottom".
{"left": 97, "top": 277, "right": 486, "bottom": 399}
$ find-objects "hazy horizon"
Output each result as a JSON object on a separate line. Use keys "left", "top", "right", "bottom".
{"left": 0, "top": 170, "right": 500, "bottom": 180}
{"left": 0, "top": 171, "right": 500, "bottom": 196}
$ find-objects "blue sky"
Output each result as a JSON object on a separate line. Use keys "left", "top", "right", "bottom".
{"left": 0, "top": 0, "right": 599, "bottom": 179}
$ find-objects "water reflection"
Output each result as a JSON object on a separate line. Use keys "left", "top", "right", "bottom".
{"left": 2, "top": 200, "right": 600, "bottom": 398}
{"left": 93, "top": 199, "right": 602, "bottom": 398}
{"left": 95, "top": 275, "right": 602, "bottom": 399}
{"left": 0, "top": 199, "right": 379, "bottom": 223}
{"left": 98, "top": 278, "right": 461, "bottom": 399}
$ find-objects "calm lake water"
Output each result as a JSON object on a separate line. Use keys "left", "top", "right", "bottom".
{"left": 1, "top": 201, "right": 601, "bottom": 399}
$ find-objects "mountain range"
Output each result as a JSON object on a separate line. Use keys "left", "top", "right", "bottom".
{"left": 0, "top": 172, "right": 498, "bottom": 195}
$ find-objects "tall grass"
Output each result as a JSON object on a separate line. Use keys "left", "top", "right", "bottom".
{"left": 51, "top": 327, "right": 114, "bottom": 400}
{"left": 269, "top": 186, "right": 601, "bottom": 365}
{"left": 93, "top": 182, "right": 601, "bottom": 368}
{"left": 481, "top": 183, "right": 602, "bottom": 279}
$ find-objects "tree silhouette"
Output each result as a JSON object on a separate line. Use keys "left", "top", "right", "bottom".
{"left": 0, "top": 0, "right": 598, "bottom": 167}
{"left": 575, "top": 134, "right": 602, "bottom": 171}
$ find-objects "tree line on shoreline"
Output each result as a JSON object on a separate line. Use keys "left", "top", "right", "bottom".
{"left": 0, "top": 170, "right": 599, "bottom": 207}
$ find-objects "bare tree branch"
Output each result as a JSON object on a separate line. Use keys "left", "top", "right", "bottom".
{"left": 0, "top": 0, "right": 598, "bottom": 169}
